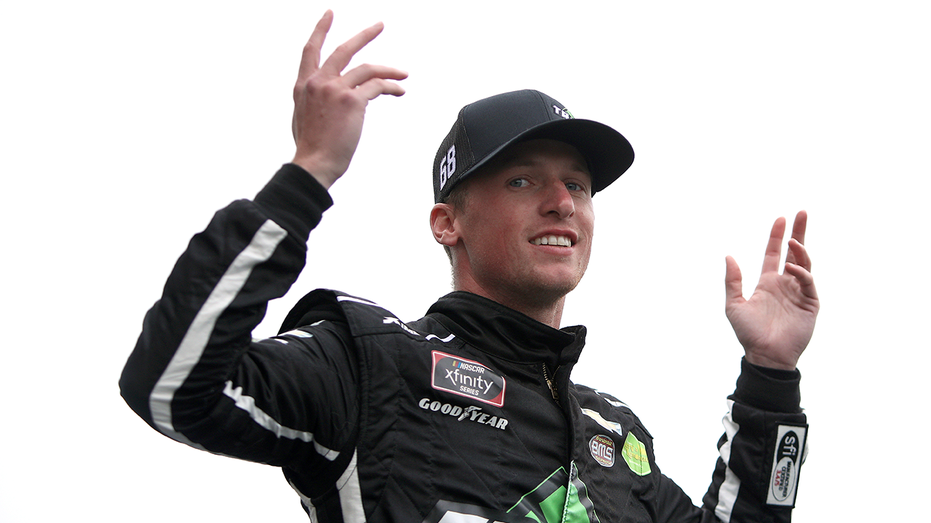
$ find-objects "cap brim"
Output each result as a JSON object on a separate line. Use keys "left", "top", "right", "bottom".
{"left": 454, "top": 119, "right": 635, "bottom": 197}
{"left": 520, "top": 119, "right": 634, "bottom": 194}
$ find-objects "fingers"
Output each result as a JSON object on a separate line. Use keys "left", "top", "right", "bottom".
{"left": 724, "top": 255, "right": 745, "bottom": 303}
{"left": 297, "top": 12, "right": 393, "bottom": 81}
{"left": 790, "top": 210, "right": 808, "bottom": 245}
{"left": 297, "top": 10, "right": 335, "bottom": 81}
{"left": 355, "top": 78, "right": 408, "bottom": 101}
{"left": 761, "top": 216, "right": 787, "bottom": 274}
{"left": 289, "top": 11, "right": 407, "bottom": 187}
{"left": 295, "top": 13, "right": 406, "bottom": 98}
{"left": 784, "top": 262, "right": 819, "bottom": 300}
{"left": 343, "top": 64, "right": 409, "bottom": 97}
{"left": 785, "top": 211, "right": 810, "bottom": 269}
{"left": 786, "top": 238, "right": 812, "bottom": 272}
{"left": 322, "top": 21, "right": 386, "bottom": 75}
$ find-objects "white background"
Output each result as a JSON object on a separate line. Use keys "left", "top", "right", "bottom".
{"left": 1, "top": 1, "right": 928, "bottom": 521}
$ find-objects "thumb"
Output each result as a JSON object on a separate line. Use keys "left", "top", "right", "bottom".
{"left": 724, "top": 255, "right": 744, "bottom": 304}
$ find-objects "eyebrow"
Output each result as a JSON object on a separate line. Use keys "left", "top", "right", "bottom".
{"left": 496, "top": 155, "right": 590, "bottom": 174}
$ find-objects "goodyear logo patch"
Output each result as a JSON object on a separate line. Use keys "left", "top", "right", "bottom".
{"left": 431, "top": 351, "right": 506, "bottom": 407}
{"left": 767, "top": 425, "right": 806, "bottom": 506}
{"left": 621, "top": 432, "right": 652, "bottom": 476}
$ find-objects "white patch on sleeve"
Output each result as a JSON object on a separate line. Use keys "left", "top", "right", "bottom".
{"left": 767, "top": 425, "right": 807, "bottom": 507}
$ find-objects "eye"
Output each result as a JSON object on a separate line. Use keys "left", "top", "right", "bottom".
{"left": 509, "top": 178, "right": 530, "bottom": 188}
{"left": 565, "top": 182, "right": 584, "bottom": 192}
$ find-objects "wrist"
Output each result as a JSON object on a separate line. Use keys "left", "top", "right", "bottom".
{"left": 254, "top": 164, "right": 334, "bottom": 240}
{"left": 744, "top": 351, "right": 797, "bottom": 371}
{"left": 291, "top": 154, "right": 341, "bottom": 190}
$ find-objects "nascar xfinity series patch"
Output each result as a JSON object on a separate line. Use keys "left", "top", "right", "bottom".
{"left": 431, "top": 351, "right": 506, "bottom": 407}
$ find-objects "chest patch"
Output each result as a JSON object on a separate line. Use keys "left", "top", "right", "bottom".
{"left": 621, "top": 432, "right": 652, "bottom": 476}
{"left": 431, "top": 351, "right": 506, "bottom": 407}
{"left": 589, "top": 435, "right": 616, "bottom": 467}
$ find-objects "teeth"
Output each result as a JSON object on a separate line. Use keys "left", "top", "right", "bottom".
{"left": 532, "top": 235, "right": 572, "bottom": 247}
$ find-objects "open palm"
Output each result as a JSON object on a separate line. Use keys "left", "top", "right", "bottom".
{"left": 725, "top": 211, "right": 820, "bottom": 370}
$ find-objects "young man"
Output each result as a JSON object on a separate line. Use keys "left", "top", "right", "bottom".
{"left": 120, "top": 11, "right": 818, "bottom": 523}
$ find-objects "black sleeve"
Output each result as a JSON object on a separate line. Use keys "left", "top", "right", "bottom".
{"left": 705, "top": 358, "right": 808, "bottom": 522}
{"left": 652, "top": 359, "right": 808, "bottom": 523}
{"left": 119, "top": 164, "right": 359, "bottom": 472}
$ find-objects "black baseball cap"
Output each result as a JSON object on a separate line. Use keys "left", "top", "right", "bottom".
{"left": 432, "top": 89, "right": 634, "bottom": 203}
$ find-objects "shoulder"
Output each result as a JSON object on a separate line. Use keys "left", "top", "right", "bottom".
{"left": 572, "top": 383, "right": 653, "bottom": 440}
{"left": 279, "top": 290, "right": 401, "bottom": 333}
{"left": 573, "top": 383, "right": 634, "bottom": 413}
{"left": 279, "top": 289, "right": 349, "bottom": 333}
{"left": 280, "top": 289, "right": 456, "bottom": 346}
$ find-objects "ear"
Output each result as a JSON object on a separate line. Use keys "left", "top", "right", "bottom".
{"left": 430, "top": 203, "right": 460, "bottom": 247}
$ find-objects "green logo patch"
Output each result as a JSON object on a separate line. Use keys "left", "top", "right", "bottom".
{"left": 621, "top": 432, "right": 652, "bottom": 476}
{"left": 509, "top": 464, "right": 600, "bottom": 523}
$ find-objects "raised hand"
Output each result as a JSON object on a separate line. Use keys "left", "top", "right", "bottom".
{"left": 291, "top": 10, "right": 408, "bottom": 189}
{"left": 724, "top": 211, "right": 820, "bottom": 370}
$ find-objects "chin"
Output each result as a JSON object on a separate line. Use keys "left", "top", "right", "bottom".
{"left": 527, "top": 275, "right": 583, "bottom": 302}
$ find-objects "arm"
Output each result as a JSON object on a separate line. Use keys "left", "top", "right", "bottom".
{"left": 695, "top": 360, "right": 807, "bottom": 523}
{"left": 651, "top": 359, "right": 806, "bottom": 523}
{"left": 119, "top": 11, "right": 405, "bottom": 467}
{"left": 685, "top": 212, "right": 818, "bottom": 522}
{"left": 119, "top": 168, "right": 350, "bottom": 467}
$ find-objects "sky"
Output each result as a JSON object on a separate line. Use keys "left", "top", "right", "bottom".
{"left": 1, "top": 1, "right": 929, "bottom": 521}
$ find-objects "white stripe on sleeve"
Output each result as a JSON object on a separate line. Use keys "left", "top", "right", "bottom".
{"left": 222, "top": 381, "right": 338, "bottom": 460}
{"left": 337, "top": 450, "right": 365, "bottom": 523}
{"left": 148, "top": 219, "right": 288, "bottom": 447}
{"left": 714, "top": 399, "right": 741, "bottom": 522}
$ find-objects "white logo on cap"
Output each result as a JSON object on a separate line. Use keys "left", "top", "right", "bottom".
{"left": 439, "top": 145, "right": 456, "bottom": 190}
{"left": 552, "top": 105, "right": 573, "bottom": 119}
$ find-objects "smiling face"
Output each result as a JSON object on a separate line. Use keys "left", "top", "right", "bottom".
{"left": 435, "top": 139, "right": 595, "bottom": 317}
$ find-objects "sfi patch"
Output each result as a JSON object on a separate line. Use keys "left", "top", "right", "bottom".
{"left": 767, "top": 425, "right": 807, "bottom": 506}
{"left": 589, "top": 435, "right": 616, "bottom": 467}
{"left": 431, "top": 351, "right": 506, "bottom": 407}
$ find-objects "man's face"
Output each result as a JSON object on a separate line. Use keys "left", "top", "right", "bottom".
{"left": 451, "top": 139, "right": 595, "bottom": 308}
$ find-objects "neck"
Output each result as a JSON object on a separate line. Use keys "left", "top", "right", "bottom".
{"left": 453, "top": 278, "right": 566, "bottom": 329}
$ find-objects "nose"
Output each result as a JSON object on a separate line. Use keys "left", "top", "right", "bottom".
{"left": 541, "top": 181, "right": 575, "bottom": 219}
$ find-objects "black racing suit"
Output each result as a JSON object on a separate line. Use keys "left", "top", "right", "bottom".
{"left": 120, "top": 164, "right": 808, "bottom": 523}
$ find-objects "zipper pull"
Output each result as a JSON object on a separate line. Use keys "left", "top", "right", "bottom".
{"left": 542, "top": 364, "right": 560, "bottom": 403}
